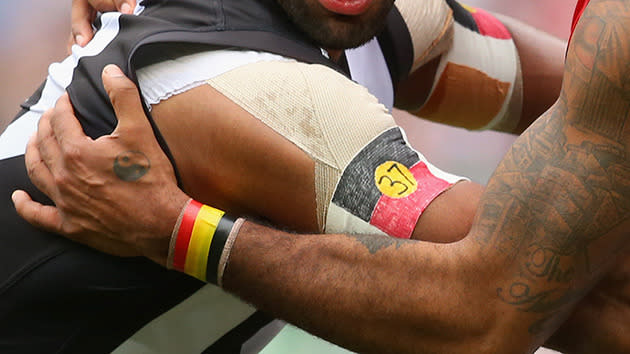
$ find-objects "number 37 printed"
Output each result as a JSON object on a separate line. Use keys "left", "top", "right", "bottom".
{"left": 374, "top": 161, "right": 418, "bottom": 199}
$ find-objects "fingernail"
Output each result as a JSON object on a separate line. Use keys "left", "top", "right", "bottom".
{"left": 121, "top": 3, "right": 132, "bottom": 14}
{"left": 103, "top": 64, "right": 124, "bottom": 78}
{"left": 11, "top": 191, "right": 19, "bottom": 204}
{"left": 76, "top": 34, "right": 86, "bottom": 46}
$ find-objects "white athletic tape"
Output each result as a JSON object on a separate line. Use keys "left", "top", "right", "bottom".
{"left": 207, "top": 61, "right": 396, "bottom": 229}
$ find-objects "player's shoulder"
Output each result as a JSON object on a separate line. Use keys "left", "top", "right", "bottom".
{"left": 209, "top": 59, "right": 370, "bottom": 101}
{"left": 206, "top": 59, "right": 394, "bottom": 131}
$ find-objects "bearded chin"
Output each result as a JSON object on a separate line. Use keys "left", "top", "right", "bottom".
{"left": 275, "top": 0, "right": 393, "bottom": 50}
{"left": 305, "top": 20, "right": 386, "bottom": 49}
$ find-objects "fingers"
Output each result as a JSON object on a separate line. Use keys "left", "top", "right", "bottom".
{"left": 12, "top": 190, "right": 140, "bottom": 257}
{"left": 67, "top": 33, "right": 77, "bottom": 55}
{"left": 49, "top": 93, "right": 89, "bottom": 146}
{"left": 114, "top": 0, "right": 136, "bottom": 14}
{"left": 24, "top": 132, "right": 56, "bottom": 199}
{"left": 35, "top": 110, "right": 65, "bottom": 182}
{"left": 101, "top": 65, "right": 153, "bottom": 135}
{"left": 71, "top": 0, "right": 97, "bottom": 47}
{"left": 70, "top": 0, "right": 136, "bottom": 48}
{"left": 12, "top": 190, "right": 63, "bottom": 233}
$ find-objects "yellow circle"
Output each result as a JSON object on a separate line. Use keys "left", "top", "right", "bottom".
{"left": 374, "top": 161, "right": 417, "bottom": 198}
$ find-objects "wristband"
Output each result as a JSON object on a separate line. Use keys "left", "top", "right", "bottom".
{"left": 167, "top": 199, "right": 237, "bottom": 285}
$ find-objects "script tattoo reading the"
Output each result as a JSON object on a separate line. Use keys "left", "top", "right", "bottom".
{"left": 477, "top": 0, "right": 630, "bottom": 336}
{"left": 113, "top": 150, "right": 151, "bottom": 182}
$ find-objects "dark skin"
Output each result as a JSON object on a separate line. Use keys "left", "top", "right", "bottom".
{"left": 223, "top": 1, "right": 630, "bottom": 350}
{"left": 13, "top": 0, "right": 630, "bottom": 352}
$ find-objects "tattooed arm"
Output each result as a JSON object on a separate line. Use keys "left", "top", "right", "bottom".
{"left": 223, "top": 0, "right": 630, "bottom": 352}
{"left": 12, "top": 0, "right": 630, "bottom": 352}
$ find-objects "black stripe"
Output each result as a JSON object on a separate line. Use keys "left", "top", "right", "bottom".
{"left": 205, "top": 215, "right": 235, "bottom": 285}
{"left": 445, "top": 0, "right": 479, "bottom": 33}
{"left": 10, "top": 108, "right": 29, "bottom": 125}
{"left": 20, "top": 81, "right": 46, "bottom": 111}
{"left": 0, "top": 155, "right": 205, "bottom": 353}
{"left": 377, "top": 6, "right": 414, "bottom": 86}
{"left": 202, "top": 311, "right": 274, "bottom": 354}
{"left": 332, "top": 127, "right": 420, "bottom": 221}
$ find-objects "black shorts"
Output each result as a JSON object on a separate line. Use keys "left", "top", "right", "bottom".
{"left": 0, "top": 154, "right": 205, "bottom": 353}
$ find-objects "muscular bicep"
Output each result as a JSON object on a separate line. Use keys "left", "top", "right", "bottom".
{"left": 149, "top": 60, "right": 478, "bottom": 242}
{"left": 459, "top": 0, "right": 630, "bottom": 348}
{"left": 149, "top": 81, "right": 320, "bottom": 233}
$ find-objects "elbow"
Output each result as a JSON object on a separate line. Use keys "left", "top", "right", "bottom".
{"left": 396, "top": 265, "right": 505, "bottom": 353}
{"left": 412, "top": 181, "right": 484, "bottom": 243}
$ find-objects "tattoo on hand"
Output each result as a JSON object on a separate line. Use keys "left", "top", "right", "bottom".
{"left": 113, "top": 151, "right": 151, "bottom": 181}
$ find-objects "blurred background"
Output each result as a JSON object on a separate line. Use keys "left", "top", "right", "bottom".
{"left": 0, "top": 1, "right": 576, "bottom": 353}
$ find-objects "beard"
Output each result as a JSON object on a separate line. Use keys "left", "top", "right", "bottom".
{"left": 275, "top": 0, "right": 395, "bottom": 49}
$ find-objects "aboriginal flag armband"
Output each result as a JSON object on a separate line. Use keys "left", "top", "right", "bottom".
{"left": 325, "top": 127, "right": 466, "bottom": 239}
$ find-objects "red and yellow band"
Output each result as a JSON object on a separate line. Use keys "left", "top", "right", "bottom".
{"left": 167, "top": 199, "right": 238, "bottom": 285}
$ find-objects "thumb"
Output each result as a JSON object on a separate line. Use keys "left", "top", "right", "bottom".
{"left": 12, "top": 190, "right": 63, "bottom": 234}
{"left": 71, "top": 0, "right": 97, "bottom": 47}
{"left": 101, "top": 64, "right": 152, "bottom": 136}
{"left": 115, "top": 0, "right": 137, "bottom": 14}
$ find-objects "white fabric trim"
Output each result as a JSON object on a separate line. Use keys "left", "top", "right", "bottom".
{"left": 137, "top": 50, "right": 294, "bottom": 109}
{"left": 133, "top": 2, "right": 146, "bottom": 15}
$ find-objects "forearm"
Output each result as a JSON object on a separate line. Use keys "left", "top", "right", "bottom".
{"left": 493, "top": 13, "right": 566, "bottom": 133}
{"left": 469, "top": 2, "right": 630, "bottom": 346}
{"left": 222, "top": 111, "right": 628, "bottom": 353}
{"left": 223, "top": 46, "right": 630, "bottom": 354}
{"left": 466, "top": 105, "right": 630, "bottom": 350}
{"left": 222, "top": 222, "right": 494, "bottom": 354}
{"left": 546, "top": 249, "right": 630, "bottom": 353}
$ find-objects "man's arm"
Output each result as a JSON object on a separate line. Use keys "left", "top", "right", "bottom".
{"left": 224, "top": 0, "right": 630, "bottom": 347}
{"left": 13, "top": 0, "right": 630, "bottom": 351}
{"left": 547, "top": 248, "right": 630, "bottom": 353}
{"left": 491, "top": 13, "right": 566, "bottom": 132}
{"left": 394, "top": 0, "right": 566, "bottom": 134}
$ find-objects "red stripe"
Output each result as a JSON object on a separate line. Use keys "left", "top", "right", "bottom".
{"left": 569, "top": 0, "right": 590, "bottom": 44}
{"left": 471, "top": 8, "right": 512, "bottom": 40}
{"left": 172, "top": 200, "right": 203, "bottom": 272}
{"left": 370, "top": 162, "right": 452, "bottom": 239}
